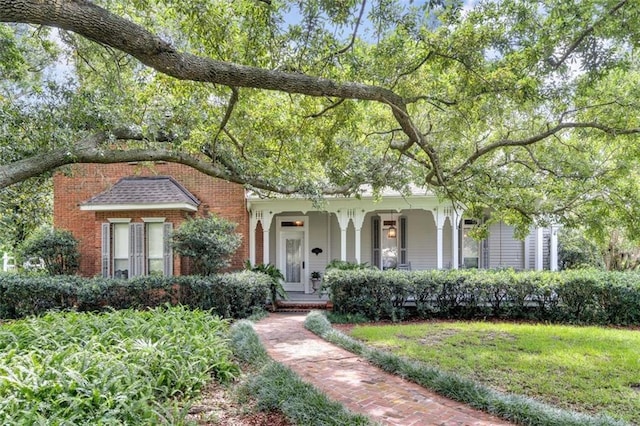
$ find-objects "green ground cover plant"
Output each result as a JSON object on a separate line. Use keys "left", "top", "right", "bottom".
{"left": 348, "top": 320, "right": 639, "bottom": 424}
{"left": 0, "top": 306, "right": 238, "bottom": 424}
{"left": 305, "top": 311, "right": 627, "bottom": 426}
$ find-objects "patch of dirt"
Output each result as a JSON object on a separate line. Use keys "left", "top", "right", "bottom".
{"left": 185, "top": 378, "right": 292, "bottom": 426}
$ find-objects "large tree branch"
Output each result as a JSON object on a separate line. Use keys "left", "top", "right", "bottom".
{"left": 0, "top": 130, "right": 351, "bottom": 194}
{"left": 0, "top": 0, "right": 425, "bottom": 161}
{"left": 0, "top": 2, "right": 399, "bottom": 103}
{"left": 549, "top": 0, "right": 629, "bottom": 69}
{"left": 449, "top": 121, "right": 640, "bottom": 179}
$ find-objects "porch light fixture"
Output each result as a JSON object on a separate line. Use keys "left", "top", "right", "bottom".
{"left": 387, "top": 214, "right": 397, "bottom": 238}
{"left": 387, "top": 224, "right": 397, "bottom": 238}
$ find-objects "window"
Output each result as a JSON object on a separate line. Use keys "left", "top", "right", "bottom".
{"left": 462, "top": 219, "right": 480, "bottom": 268}
{"left": 146, "top": 222, "right": 164, "bottom": 275}
{"left": 372, "top": 215, "right": 407, "bottom": 269}
{"left": 112, "top": 222, "right": 130, "bottom": 278}
{"left": 102, "top": 219, "right": 173, "bottom": 278}
{"left": 371, "top": 216, "right": 381, "bottom": 269}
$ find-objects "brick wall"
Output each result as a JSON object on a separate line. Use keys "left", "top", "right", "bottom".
{"left": 53, "top": 162, "right": 249, "bottom": 277}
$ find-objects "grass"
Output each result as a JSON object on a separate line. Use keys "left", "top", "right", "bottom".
{"left": 347, "top": 320, "right": 640, "bottom": 424}
{"left": 305, "top": 311, "right": 627, "bottom": 426}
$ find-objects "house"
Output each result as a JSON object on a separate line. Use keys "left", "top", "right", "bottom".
{"left": 54, "top": 162, "right": 559, "bottom": 293}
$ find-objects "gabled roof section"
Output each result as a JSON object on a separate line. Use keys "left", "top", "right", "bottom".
{"left": 80, "top": 176, "right": 200, "bottom": 212}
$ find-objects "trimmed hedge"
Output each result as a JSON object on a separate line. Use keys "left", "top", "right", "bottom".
{"left": 0, "top": 271, "right": 270, "bottom": 319}
{"left": 324, "top": 268, "right": 640, "bottom": 325}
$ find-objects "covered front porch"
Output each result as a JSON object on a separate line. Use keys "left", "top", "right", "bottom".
{"left": 247, "top": 191, "right": 558, "bottom": 295}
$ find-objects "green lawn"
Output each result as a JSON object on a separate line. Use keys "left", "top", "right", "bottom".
{"left": 348, "top": 321, "right": 640, "bottom": 424}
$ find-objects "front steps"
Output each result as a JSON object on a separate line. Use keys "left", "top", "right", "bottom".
{"left": 273, "top": 300, "right": 333, "bottom": 312}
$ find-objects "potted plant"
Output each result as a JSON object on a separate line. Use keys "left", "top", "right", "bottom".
{"left": 310, "top": 271, "right": 322, "bottom": 292}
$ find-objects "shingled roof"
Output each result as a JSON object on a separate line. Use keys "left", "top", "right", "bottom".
{"left": 80, "top": 176, "right": 200, "bottom": 211}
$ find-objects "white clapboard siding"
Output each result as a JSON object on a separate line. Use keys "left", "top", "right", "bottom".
{"left": 488, "top": 222, "right": 524, "bottom": 269}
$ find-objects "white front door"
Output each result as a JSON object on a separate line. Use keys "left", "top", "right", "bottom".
{"left": 280, "top": 230, "right": 305, "bottom": 292}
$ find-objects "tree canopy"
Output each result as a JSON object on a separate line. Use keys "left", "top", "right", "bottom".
{"left": 1, "top": 0, "right": 640, "bottom": 240}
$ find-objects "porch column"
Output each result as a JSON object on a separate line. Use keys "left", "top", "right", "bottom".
{"left": 352, "top": 209, "right": 366, "bottom": 264}
{"left": 435, "top": 208, "right": 445, "bottom": 270}
{"left": 336, "top": 210, "right": 350, "bottom": 261}
{"left": 261, "top": 211, "right": 274, "bottom": 265}
{"left": 535, "top": 226, "right": 544, "bottom": 271}
{"left": 249, "top": 210, "right": 257, "bottom": 265}
{"left": 550, "top": 224, "right": 560, "bottom": 271}
{"left": 451, "top": 210, "right": 459, "bottom": 269}
{"left": 524, "top": 234, "right": 531, "bottom": 270}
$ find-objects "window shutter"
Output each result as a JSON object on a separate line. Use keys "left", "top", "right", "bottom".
{"left": 372, "top": 216, "right": 380, "bottom": 269}
{"left": 101, "top": 223, "right": 111, "bottom": 278}
{"left": 129, "top": 223, "right": 144, "bottom": 277}
{"left": 163, "top": 222, "right": 173, "bottom": 276}
{"left": 481, "top": 216, "right": 489, "bottom": 268}
{"left": 400, "top": 216, "right": 408, "bottom": 264}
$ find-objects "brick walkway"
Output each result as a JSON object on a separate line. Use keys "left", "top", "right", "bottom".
{"left": 253, "top": 313, "right": 513, "bottom": 426}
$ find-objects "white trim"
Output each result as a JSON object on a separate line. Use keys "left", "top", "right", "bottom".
{"left": 550, "top": 224, "right": 560, "bottom": 271}
{"left": 108, "top": 218, "right": 131, "bottom": 223}
{"left": 535, "top": 227, "right": 544, "bottom": 271}
{"left": 81, "top": 203, "right": 197, "bottom": 211}
{"left": 142, "top": 217, "right": 166, "bottom": 223}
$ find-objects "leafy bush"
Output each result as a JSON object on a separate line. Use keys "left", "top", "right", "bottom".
{"left": 245, "top": 261, "right": 286, "bottom": 310}
{"left": 171, "top": 215, "right": 242, "bottom": 275}
{"left": 323, "top": 268, "right": 640, "bottom": 325}
{"left": 0, "top": 274, "right": 82, "bottom": 318}
{"left": 188, "top": 271, "right": 270, "bottom": 318}
{"left": 558, "top": 227, "right": 605, "bottom": 270}
{"left": 324, "top": 268, "right": 410, "bottom": 321}
{"left": 0, "top": 306, "right": 238, "bottom": 424}
{"left": 18, "top": 227, "right": 79, "bottom": 275}
{"left": 0, "top": 272, "right": 270, "bottom": 320}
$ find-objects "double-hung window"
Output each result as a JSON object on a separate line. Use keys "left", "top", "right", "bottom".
{"left": 462, "top": 219, "right": 480, "bottom": 268}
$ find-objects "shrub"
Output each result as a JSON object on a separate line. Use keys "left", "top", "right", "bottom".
{"left": 18, "top": 227, "right": 79, "bottom": 275}
{"left": 171, "top": 215, "right": 242, "bottom": 275}
{"left": 323, "top": 268, "right": 640, "bottom": 325}
{"left": 0, "top": 272, "right": 270, "bottom": 320}
{"left": 245, "top": 261, "right": 286, "bottom": 310}
{"left": 0, "top": 274, "right": 81, "bottom": 318}
{"left": 324, "top": 268, "right": 410, "bottom": 321}
{"left": 558, "top": 228, "right": 605, "bottom": 270}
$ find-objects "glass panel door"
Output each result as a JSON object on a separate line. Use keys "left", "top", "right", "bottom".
{"left": 280, "top": 231, "right": 304, "bottom": 291}
{"left": 285, "top": 237, "right": 302, "bottom": 283}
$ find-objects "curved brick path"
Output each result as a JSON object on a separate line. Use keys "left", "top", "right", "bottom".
{"left": 254, "top": 313, "right": 513, "bottom": 426}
